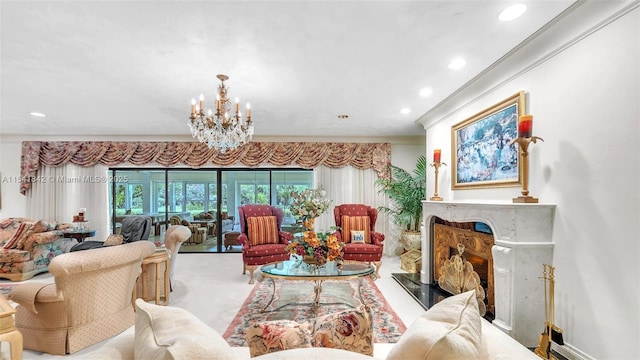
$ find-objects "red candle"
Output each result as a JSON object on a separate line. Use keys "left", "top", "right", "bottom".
{"left": 433, "top": 149, "right": 441, "bottom": 163}
{"left": 518, "top": 115, "right": 533, "bottom": 138}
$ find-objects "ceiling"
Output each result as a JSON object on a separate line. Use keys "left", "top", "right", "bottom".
{"left": 0, "top": 1, "right": 576, "bottom": 138}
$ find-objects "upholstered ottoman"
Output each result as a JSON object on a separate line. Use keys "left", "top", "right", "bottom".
{"left": 224, "top": 232, "right": 241, "bottom": 250}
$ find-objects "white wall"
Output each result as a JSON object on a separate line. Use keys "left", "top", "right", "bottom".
{"left": 418, "top": 3, "right": 639, "bottom": 359}
{"left": 0, "top": 137, "right": 25, "bottom": 218}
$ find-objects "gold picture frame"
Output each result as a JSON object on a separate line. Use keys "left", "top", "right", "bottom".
{"left": 451, "top": 91, "right": 525, "bottom": 190}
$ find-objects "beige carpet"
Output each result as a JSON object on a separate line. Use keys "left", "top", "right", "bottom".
{"left": 8, "top": 253, "right": 426, "bottom": 359}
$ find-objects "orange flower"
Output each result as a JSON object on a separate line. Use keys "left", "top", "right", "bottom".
{"left": 303, "top": 218, "right": 315, "bottom": 230}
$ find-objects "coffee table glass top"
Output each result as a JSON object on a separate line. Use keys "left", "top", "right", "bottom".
{"left": 260, "top": 258, "right": 373, "bottom": 279}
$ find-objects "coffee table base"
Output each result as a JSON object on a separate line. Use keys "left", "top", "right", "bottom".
{"left": 259, "top": 277, "right": 368, "bottom": 314}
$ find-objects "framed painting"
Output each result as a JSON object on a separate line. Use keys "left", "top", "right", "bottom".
{"left": 451, "top": 91, "right": 525, "bottom": 189}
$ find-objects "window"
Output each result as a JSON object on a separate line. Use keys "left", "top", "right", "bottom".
{"left": 108, "top": 168, "right": 312, "bottom": 252}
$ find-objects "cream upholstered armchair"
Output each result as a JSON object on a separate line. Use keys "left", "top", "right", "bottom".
{"left": 163, "top": 225, "right": 191, "bottom": 291}
{"left": 8, "top": 241, "right": 155, "bottom": 355}
{"left": 237, "top": 205, "right": 293, "bottom": 284}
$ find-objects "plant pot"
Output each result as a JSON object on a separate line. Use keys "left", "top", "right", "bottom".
{"left": 400, "top": 230, "right": 422, "bottom": 251}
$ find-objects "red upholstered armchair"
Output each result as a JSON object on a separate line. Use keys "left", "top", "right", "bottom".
{"left": 238, "top": 205, "right": 293, "bottom": 284}
{"left": 334, "top": 204, "right": 385, "bottom": 278}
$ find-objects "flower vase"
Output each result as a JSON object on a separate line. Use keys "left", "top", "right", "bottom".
{"left": 303, "top": 255, "right": 319, "bottom": 265}
{"left": 303, "top": 255, "right": 325, "bottom": 273}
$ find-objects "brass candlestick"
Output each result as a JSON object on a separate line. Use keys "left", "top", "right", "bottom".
{"left": 510, "top": 136, "right": 544, "bottom": 203}
{"left": 430, "top": 162, "right": 446, "bottom": 201}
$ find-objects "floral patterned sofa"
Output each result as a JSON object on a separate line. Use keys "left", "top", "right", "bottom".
{"left": 0, "top": 217, "right": 69, "bottom": 281}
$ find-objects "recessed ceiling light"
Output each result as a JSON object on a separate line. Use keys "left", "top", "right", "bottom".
{"left": 419, "top": 88, "right": 433, "bottom": 97}
{"left": 337, "top": 114, "right": 349, "bottom": 119}
{"left": 29, "top": 112, "right": 46, "bottom": 117}
{"left": 448, "top": 58, "right": 466, "bottom": 70}
{"left": 498, "top": 4, "right": 527, "bottom": 21}
{"left": 400, "top": 108, "right": 411, "bottom": 114}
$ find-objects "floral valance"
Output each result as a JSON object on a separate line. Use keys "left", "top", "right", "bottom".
{"left": 20, "top": 141, "right": 391, "bottom": 195}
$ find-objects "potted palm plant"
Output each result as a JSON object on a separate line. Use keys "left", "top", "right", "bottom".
{"left": 375, "top": 155, "right": 427, "bottom": 251}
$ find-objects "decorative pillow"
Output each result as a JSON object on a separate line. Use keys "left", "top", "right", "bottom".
{"left": 386, "top": 290, "right": 482, "bottom": 360}
{"left": 31, "top": 220, "right": 49, "bottom": 233}
{"left": 221, "top": 211, "right": 229, "bottom": 220}
{"left": 341, "top": 215, "right": 370, "bottom": 244}
{"left": 45, "top": 221, "right": 57, "bottom": 231}
{"left": 351, "top": 230, "right": 366, "bottom": 244}
{"left": 246, "top": 319, "right": 313, "bottom": 357}
{"left": 3, "top": 223, "right": 33, "bottom": 250}
{"left": 134, "top": 299, "right": 236, "bottom": 360}
{"left": 104, "top": 234, "right": 124, "bottom": 246}
{"left": 312, "top": 306, "right": 373, "bottom": 356}
{"left": 247, "top": 216, "right": 279, "bottom": 246}
{"left": 181, "top": 219, "right": 191, "bottom": 226}
{"left": 55, "top": 223, "right": 73, "bottom": 231}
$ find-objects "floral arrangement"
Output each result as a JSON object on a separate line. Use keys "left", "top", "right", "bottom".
{"left": 286, "top": 218, "right": 343, "bottom": 266}
{"left": 289, "top": 187, "right": 332, "bottom": 221}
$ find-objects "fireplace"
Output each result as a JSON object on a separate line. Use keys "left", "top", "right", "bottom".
{"left": 433, "top": 220, "right": 494, "bottom": 317}
{"left": 421, "top": 201, "right": 556, "bottom": 347}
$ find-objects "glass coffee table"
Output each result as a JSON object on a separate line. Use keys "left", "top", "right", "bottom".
{"left": 259, "top": 258, "right": 374, "bottom": 313}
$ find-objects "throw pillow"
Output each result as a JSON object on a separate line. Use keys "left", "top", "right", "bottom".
{"left": 181, "top": 219, "right": 191, "bottom": 226}
{"left": 386, "top": 290, "right": 482, "bottom": 360}
{"left": 134, "top": 299, "right": 236, "bottom": 360}
{"left": 341, "top": 215, "right": 370, "bottom": 244}
{"left": 56, "top": 223, "right": 73, "bottom": 231}
{"left": 104, "top": 234, "right": 124, "bottom": 246}
{"left": 31, "top": 220, "right": 49, "bottom": 233}
{"left": 246, "top": 319, "right": 313, "bottom": 357}
{"left": 45, "top": 221, "right": 57, "bottom": 231}
{"left": 312, "top": 306, "right": 373, "bottom": 356}
{"left": 3, "top": 223, "right": 33, "bottom": 250}
{"left": 247, "top": 216, "right": 279, "bottom": 246}
{"left": 221, "top": 211, "right": 229, "bottom": 220}
{"left": 351, "top": 230, "right": 366, "bottom": 244}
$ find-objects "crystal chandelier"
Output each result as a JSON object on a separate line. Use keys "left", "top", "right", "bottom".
{"left": 188, "top": 74, "right": 254, "bottom": 153}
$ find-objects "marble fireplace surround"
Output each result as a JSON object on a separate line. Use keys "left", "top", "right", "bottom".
{"left": 421, "top": 200, "right": 556, "bottom": 347}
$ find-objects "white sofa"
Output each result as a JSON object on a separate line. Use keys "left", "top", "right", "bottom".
{"left": 85, "top": 291, "right": 538, "bottom": 360}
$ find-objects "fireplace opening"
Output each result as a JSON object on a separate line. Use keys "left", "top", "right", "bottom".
{"left": 433, "top": 217, "right": 495, "bottom": 320}
{"left": 450, "top": 247, "right": 489, "bottom": 289}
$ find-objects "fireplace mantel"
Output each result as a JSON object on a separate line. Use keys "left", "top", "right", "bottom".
{"left": 420, "top": 200, "right": 556, "bottom": 346}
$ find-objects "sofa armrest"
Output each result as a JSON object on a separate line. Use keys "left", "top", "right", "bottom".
{"left": 238, "top": 233, "right": 250, "bottom": 250}
{"left": 21, "top": 230, "right": 64, "bottom": 251}
{"left": 279, "top": 231, "right": 293, "bottom": 244}
{"left": 9, "top": 282, "right": 61, "bottom": 314}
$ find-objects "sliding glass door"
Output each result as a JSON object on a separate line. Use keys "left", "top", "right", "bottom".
{"left": 108, "top": 168, "right": 312, "bottom": 253}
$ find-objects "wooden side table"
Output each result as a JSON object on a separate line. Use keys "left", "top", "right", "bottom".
{"left": 0, "top": 294, "right": 23, "bottom": 360}
{"left": 62, "top": 229, "right": 97, "bottom": 243}
{"left": 134, "top": 249, "right": 170, "bottom": 306}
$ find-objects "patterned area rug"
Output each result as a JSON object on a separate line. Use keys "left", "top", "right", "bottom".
{"left": 223, "top": 277, "right": 406, "bottom": 347}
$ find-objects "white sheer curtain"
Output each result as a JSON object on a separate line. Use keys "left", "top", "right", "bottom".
{"left": 27, "top": 163, "right": 110, "bottom": 241}
{"left": 313, "top": 165, "right": 402, "bottom": 255}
